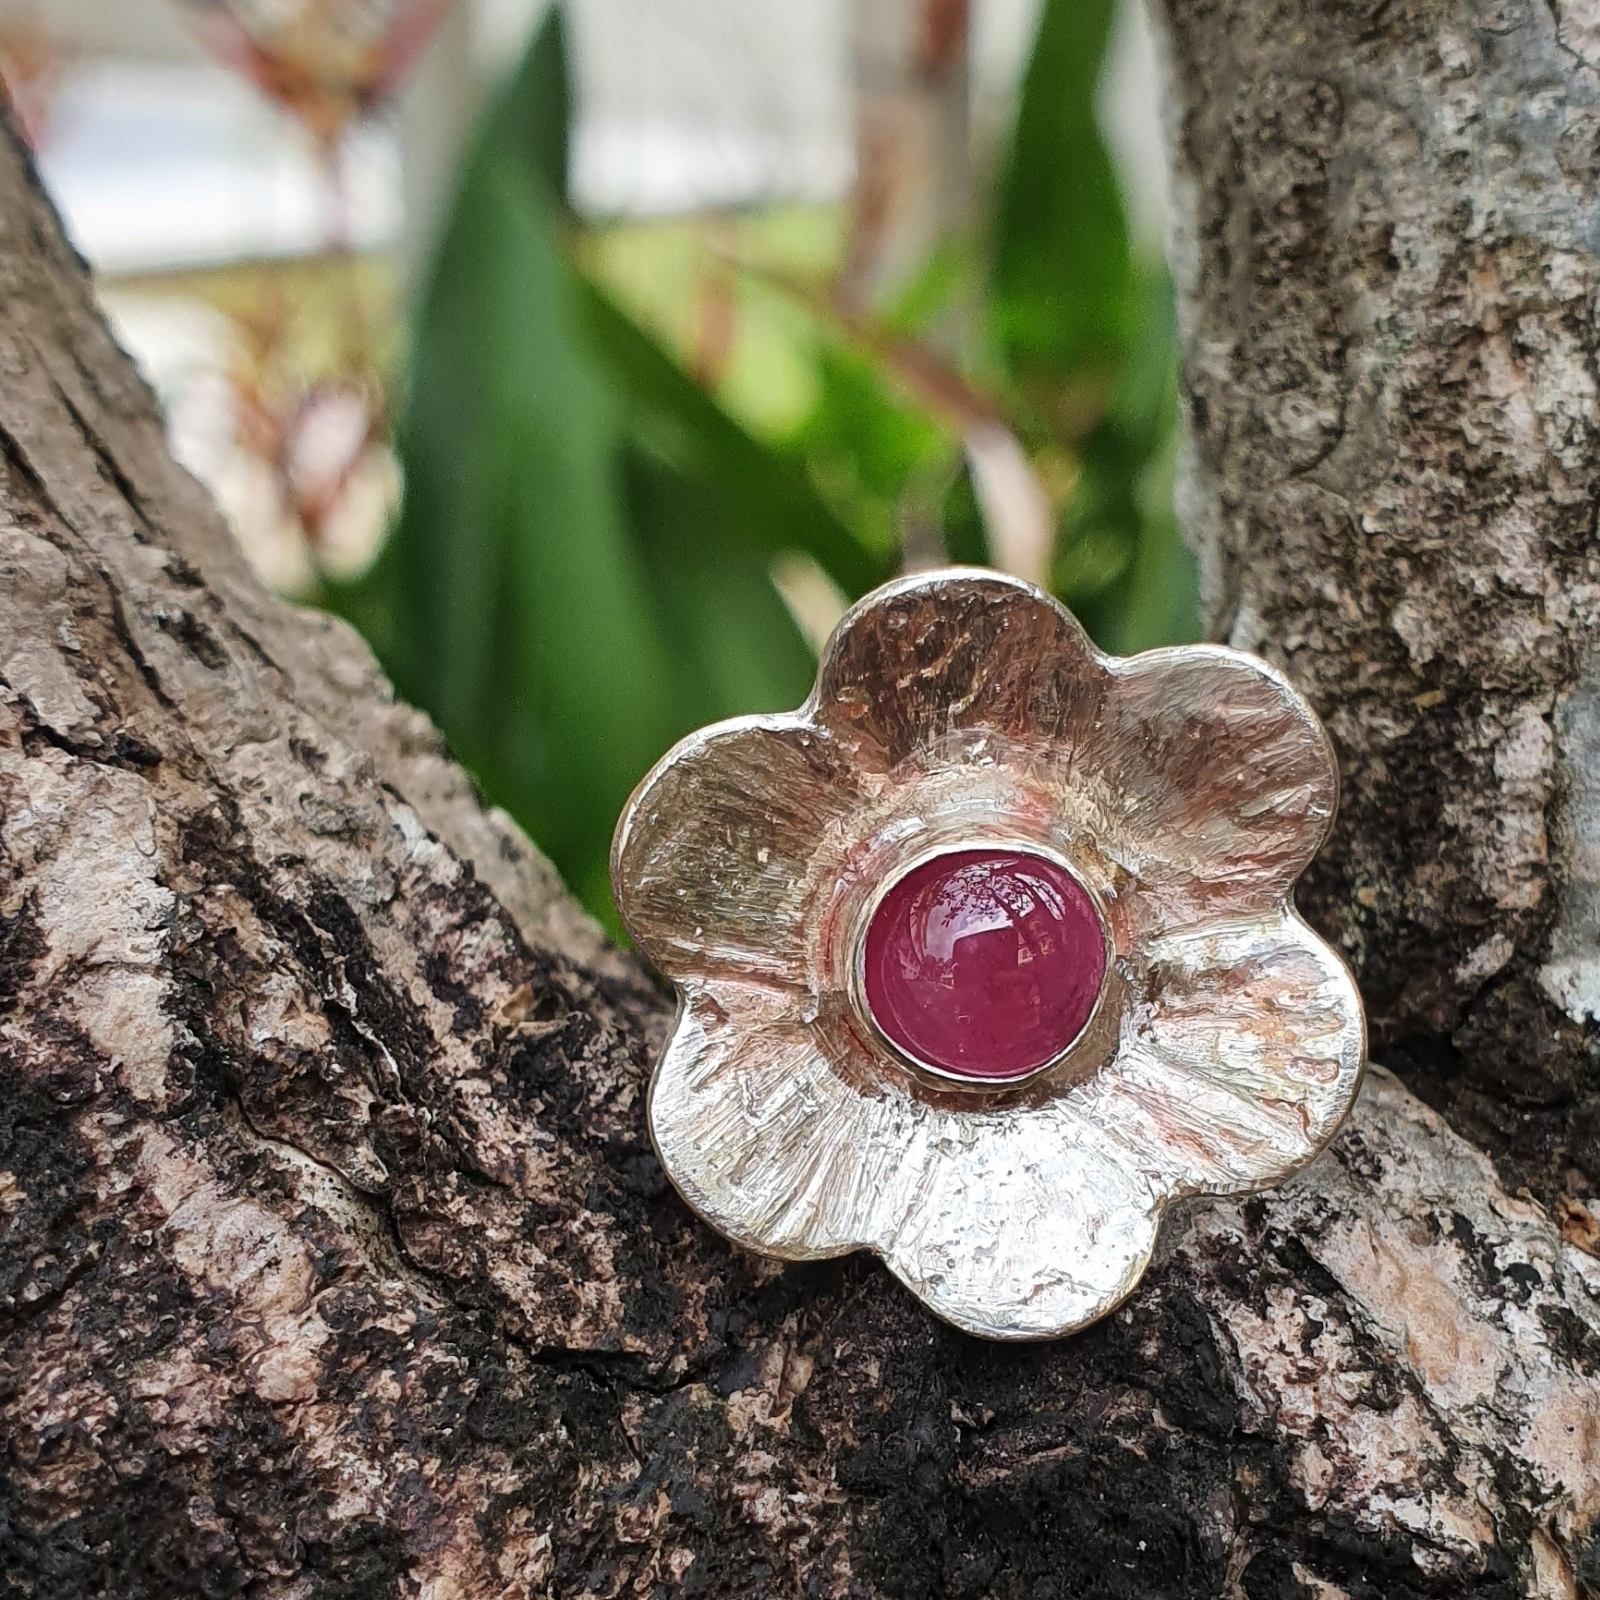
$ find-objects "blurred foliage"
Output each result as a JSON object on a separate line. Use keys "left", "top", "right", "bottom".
{"left": 993, "top": 0, "right": 1132, "bottom": 383}
{"left": 179, "top": 0, "right": 455, "bottom": 147}
{"left": 330, "top": 0, "right": 1197, "bottom": 925}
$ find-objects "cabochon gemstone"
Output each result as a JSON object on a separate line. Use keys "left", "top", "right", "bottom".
{"left": 862, "top": 848, "right": 1108, "bottom": 1081}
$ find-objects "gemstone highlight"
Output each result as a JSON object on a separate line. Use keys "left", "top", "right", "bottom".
{"left": 861, "top": 848, "right": 1108, "bottom": 1082}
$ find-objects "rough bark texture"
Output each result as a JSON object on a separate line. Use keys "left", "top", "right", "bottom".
{"left": 0, "top": 12, "right": 1598, "bottom": 1598}
{"left": 1159, "top": 0, "right": 1600, "bottom": 1203}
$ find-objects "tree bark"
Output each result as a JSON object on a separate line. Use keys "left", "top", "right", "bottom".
{"left": 1158, "top": 0, "right": 1600, "bottom": 1202}
{"left": 1, "top": 12, "right": 1598, "bottom": 1598}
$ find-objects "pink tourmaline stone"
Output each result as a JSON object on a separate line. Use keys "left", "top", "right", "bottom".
{"left": 862, "top": 848, "right": 1108, "bottom": 1082}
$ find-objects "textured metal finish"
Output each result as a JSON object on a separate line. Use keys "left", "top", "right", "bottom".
{"left": 611, "top": 569, "right": 1366, "bottom": 1340}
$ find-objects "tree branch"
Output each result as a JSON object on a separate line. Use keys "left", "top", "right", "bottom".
{"left": 0, "top": 28, "right": 1597, "bottom": 1596}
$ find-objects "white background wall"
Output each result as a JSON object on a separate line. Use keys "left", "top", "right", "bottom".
{"left": 15, "top": 0, "right": 1165, "bottom": 275}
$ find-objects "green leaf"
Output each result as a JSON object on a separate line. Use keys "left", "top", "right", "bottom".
{"left": 619, "top": 446, "right": 818, "bottom": 716}
{"left": 1053, "top": 266, "right": 1199, "bottom": 653}
{"left": 790, "top": 344, "right": 957, "bottom": 560}
{"left": 483, "top": 0, "right": 570, "bottom": 202}
{"left": 991, "top": 0, "right": 1133, "bottom": 384}
{"left": 578, "top": 282, "right": 885, "bottom": 597}
{"left": 332, "top": 5, "right": 887, "bottom": 922}
{"left": 389, "top": 144, "right": 685, "bottom": 892}
{"left": 939, "top": 461, "right": 991, "bottom": 567}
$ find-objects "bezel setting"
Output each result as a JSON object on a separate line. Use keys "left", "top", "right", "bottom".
{"left": 848, "top": 837, "right": 1117, "bottom": 1095}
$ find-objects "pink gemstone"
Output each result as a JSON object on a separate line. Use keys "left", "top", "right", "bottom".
{"left": 862, "top": 848, "right": 1108, "bottom": 1082}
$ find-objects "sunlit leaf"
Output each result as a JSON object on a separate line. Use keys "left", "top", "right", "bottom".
{"left": 791, "top": 344, "right": 955, "bottom": 560}
{"left": 578, "top": 283, "right": 884, "bottom": 598}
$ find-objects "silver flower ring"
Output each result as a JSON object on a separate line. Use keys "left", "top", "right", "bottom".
{"left": 612, "top": 568, "right": 1366, "bottom": 1340}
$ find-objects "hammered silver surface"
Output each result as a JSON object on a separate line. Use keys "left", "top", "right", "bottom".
{"left": 611, "top": 569, "right": 1366, "bottom": 1340}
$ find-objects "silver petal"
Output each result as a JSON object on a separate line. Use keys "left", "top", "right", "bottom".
{"left": 648, "top": 979, "right": 1163, "bottom": 1340}
{"left": 812, "top": 568, "right": 1106, "bottom": 769}
{"left": 612, "top": 717, "right": 864, "bottom": 987}
{"left": 1094, "top": 646, "right": 1339, "bottom": 935}
{"left": 1093, "top": 911, "right": 1365, "bottom": 1197}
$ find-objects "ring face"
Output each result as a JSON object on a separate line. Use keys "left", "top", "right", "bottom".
{"left": 611, "top": 568, "right": 1366, "bottom": 1341}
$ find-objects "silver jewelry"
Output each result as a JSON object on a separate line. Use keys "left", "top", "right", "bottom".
{"left": 612, "top": 568, "right": 1365, "bottom": 1340}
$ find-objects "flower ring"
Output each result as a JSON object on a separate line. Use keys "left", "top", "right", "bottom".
{"left": 612, "top": 569, "right": 1365, "bottom": 1340}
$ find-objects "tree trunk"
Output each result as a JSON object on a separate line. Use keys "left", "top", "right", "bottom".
{"left": 1, "top": 10, "right": 1598, "bottom": 1596}
{"left": 1158, "top": 0, "right": 1600, "bottom": 1207}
